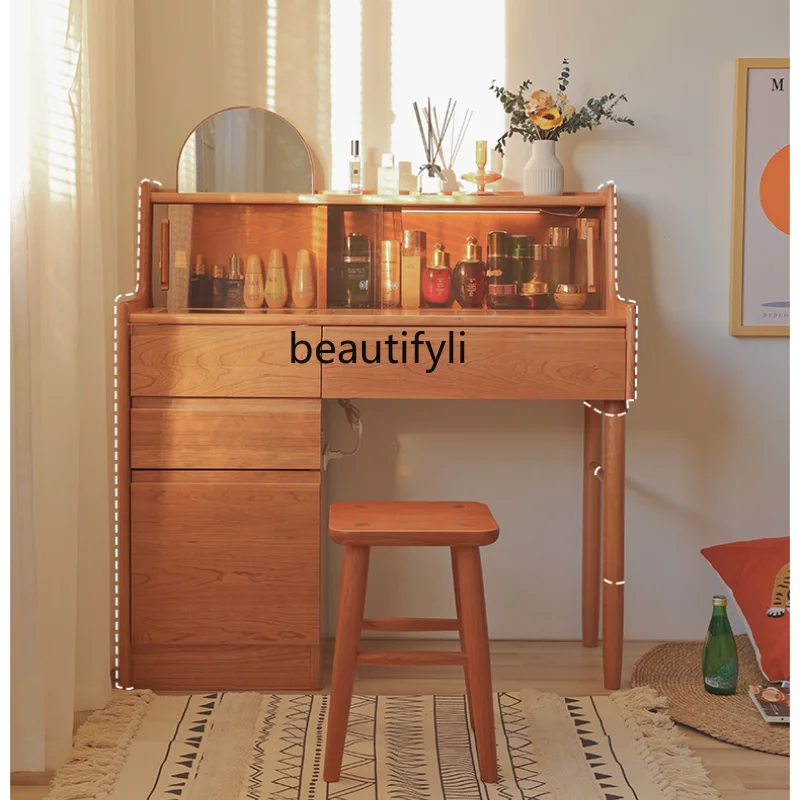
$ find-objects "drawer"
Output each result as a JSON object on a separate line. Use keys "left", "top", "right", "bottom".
{"left": 131, "top": 470, "right": 320, "bottom": 647}
{"left": 321, "top": 326, "right": 627, "bottom": 400}
{"left": 130, "top": 325, "right": 321, "bottom": 397}
{"left": 131, "top": 398, "right": 321, "bottom": 469}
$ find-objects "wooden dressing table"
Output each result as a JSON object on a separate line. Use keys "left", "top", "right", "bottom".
{"left": 116, "top": 181, "right": 635, "bottom": 694}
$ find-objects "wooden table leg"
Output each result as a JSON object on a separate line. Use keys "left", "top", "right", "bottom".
{"left": 582, "top": 403, "right": 603, "bottom": 647}
{"left": 451, "top": 548, "right": 475, "bottom": 730}
{"left": 453, "top": 546, "right": 498, "bottom": 784}
{"left": 602, "top": 400, "right": 626, "bottom": 691}
{"left": 324, "top": 545, "right": 370, "bottom": 783}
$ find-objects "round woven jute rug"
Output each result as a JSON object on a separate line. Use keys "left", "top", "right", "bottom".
{"left": 631, "top": 634, "right": 788, "bottom": 756}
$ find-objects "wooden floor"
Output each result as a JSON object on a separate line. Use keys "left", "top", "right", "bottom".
{"left": 11, "top": 641, "right": 789, "bottom": 799}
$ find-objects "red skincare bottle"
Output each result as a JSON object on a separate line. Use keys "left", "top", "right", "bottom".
{"left": 421, "top": 242, "right": 451, "bottom": 307}
{"left": 452, "top": 236, "right": 486, "bottom": 308}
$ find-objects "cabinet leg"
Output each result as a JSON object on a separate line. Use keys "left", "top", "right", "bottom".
{"left": 453, "top": 547, "right": 498, "bottom": 784}
{"left": 582, "top": 403, "right": 603, "bottom": 647}
{"left": 324, "top": 545, "right": 370, "bottom": 783}
{"left": 602, "top": 401, "right": 626, "bottom": 691}
{"left": 451, "top": 548, "right": 475, "bottom": 731}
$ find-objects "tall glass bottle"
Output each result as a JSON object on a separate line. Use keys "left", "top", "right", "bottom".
{"left": 342, "top": 233, "right": 372, "bottom": 308}
{"left": 702, "top": 595, "right": 739, "bottom": 696}
{"left": 486, "top": 230, "right": 516, "bottom": 309}
{"left": 452, "top": 236, "right": 486, "bottom": 308}
{"left": 548, "top": 226, "right": 572, "bottom": 289}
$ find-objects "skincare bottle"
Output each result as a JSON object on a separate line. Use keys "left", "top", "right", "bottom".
{"left": 167, "top": 249, "right": 190, "bottom": 309}
{"left": 401, "top": 229, "right": 425, "bottom": 309}
{"left": 223, "top": 254, "right": 245, "bottom": 309}
{"left": 211, "top": 264, "right": 225, "bottom": 309}
{"left": 486, "top": 230, "right": 517, "bottom": 309}
{"left": 452, "top": 236, "right": 486, "bottom": 308}
{"left": 379, "top": 240, "right": 401, "bottom": 308}
{"left": 292, "top": 249, "right": 316, "bottom": 309}
{"left": 342, "top": 233, "right": 372, "bottom": 308}
{"left": 529, "top": 244, "right": 549, "bottom": 285}
{"left": 243, "top": 254, "right": 265, "bottom": 309}
{"left": 377, "top": 153, "right": 400, "bottom": 195}
{"left": 349, "top": 140, "right": 362, "bottom": 194}
{"left": 264, "top": 248, "right": 289, "bottom": 308}
{"left": 421, "top": 243, "right": 451, "bottom": 307}
{"left": 548, "top": 226, "right": 572, "bottom": 289}
{"left": 575, "top": 217, "right": 601, "bottom": 293}
{"left": 188, "top": 255, "right": 212, "bottom": 309}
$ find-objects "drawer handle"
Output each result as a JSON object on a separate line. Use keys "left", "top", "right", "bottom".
{"left": 160, "top": 218, "right": 170, "bottom": 291}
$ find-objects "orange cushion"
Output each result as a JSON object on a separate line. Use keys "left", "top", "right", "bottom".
{"left": 701, "top": 537, "right": 789, "bottom": 681}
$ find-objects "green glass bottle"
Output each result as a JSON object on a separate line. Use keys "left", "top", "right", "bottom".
{"left": 702, "top": 595, "right": 739, "bottom": 695}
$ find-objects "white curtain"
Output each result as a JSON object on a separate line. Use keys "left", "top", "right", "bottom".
{"left": 10, "top": 0, "right": 137, "bottom": 772}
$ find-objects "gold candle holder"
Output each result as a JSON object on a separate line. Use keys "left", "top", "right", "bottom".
{"left": 461, "top": 139, "right": 501, "bottom": 194}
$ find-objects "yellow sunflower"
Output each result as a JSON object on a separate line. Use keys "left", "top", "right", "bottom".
{"left": 532, "top": 106, "right": 564, "bottom": 130}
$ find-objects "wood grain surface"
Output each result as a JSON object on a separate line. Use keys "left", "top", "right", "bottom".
{"left": 131, "top": 397, "right": 321, "bottom": 469}
{"left": 321, "top": 326, "right": 627, "bottom": 399}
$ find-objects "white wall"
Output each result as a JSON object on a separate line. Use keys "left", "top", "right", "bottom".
{"left": 135, "top": 0, "right": 789, "bottom": 640}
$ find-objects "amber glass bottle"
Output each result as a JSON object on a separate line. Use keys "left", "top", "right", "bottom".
{"left": 452, "top": 236, "right": 486, "bottom": 308}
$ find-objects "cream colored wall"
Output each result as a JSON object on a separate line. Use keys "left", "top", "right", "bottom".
{"left": 135, "top": 0, "right": 789, "bottom": 639}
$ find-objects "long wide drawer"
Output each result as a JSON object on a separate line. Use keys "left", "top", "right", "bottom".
{"left": 320, "top": 326, "right": 627, "bottom": 399}
{"left": 130, "top": 325, "right": 321, "bottom": 397}
{"left": 131, "top": 470, "right": 320, "bottom": 647}
{"left": 131, "top": 398, "right": 321, "bottom": 469}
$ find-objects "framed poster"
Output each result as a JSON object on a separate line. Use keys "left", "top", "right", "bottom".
{"left": 729, "top": 58, "right": 789, "bottom": 337}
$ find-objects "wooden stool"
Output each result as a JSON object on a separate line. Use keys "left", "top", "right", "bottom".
{"left": 324, "top": 500, "right": 499, "bottom": 784}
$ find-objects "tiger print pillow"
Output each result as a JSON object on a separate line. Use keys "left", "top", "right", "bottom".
{"left": 701, "top": 536, "right": 789, "bottom": 682}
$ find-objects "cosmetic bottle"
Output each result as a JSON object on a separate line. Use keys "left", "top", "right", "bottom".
{"left": 422, "top": 242, "right": 451, "bottom": 307}
{"left": 167, "top": 249, "right": 189, "bottom": 309}
{"left": 548, "top": 226, "right": 572, "bottom": 289}
{"left": 486, "top": 230, "right": 517, "bottom": 309}
{"left": 518, "top": 280, "right": 550, "bottom": 309}
{"left": 509, "top": 234, "right": 530, "bottom": 288}
{"left": 243, "top": 254, "right": 265, "bottom": 309}
{"left": 377, "top": 153, "right": 401, "bottom": 195}
{"left": 553, "top": 283, "right": 588, "bottom": 310}
{"left": 211, "top": 264, "right": 225, "bottom": 309}
{"left": 188, "top": 255, "right": 212, "bottom": 309}
{"left": 575, "top": 217, "right": 601, "bottom": 293}
{"left": 223, "top": 254, "right": 245, "bottom": 309}
{"left": 342, "top": 233, "right": 372, "bottom": 308}
{"left": 379, "top": 240, "right": 401, "bottom": 308}
{"left": 292, "top": 249, "right": 316, "bottom": 309}
{"left": 529, "top": 244, "right": 549, "bottom": 285}
{"left": 452, "top": 236, "right": 486, "bottom": 308}
{"left": 264, "top": 248, "right": 289, "bottom": 308}
{"left": 401, "top": 229, "right": 425, "bottom": 309}
{"left": 349, "top": 140, "right": 362, "bottom": 194}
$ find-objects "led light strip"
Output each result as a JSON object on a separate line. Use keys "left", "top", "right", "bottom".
{"left": 113, "top": 178, "right": 161, "bottom": 690}
{"left": 580, "top": 181, "right": 638, "bottom": 419}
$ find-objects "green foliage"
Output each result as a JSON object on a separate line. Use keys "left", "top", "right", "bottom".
{"left": 490, "top": 58, "right": 634, "bottom": 153}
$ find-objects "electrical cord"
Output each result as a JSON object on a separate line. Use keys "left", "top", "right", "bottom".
{"left": 323, "top": 399, "right": 363, "bottom": 469}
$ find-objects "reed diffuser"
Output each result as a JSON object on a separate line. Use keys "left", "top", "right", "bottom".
{"left": 413, "top": 97, "right": 456, "bottom": 194}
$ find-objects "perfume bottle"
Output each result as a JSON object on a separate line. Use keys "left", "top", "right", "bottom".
{"left": 342, "top": 233, "right": 372, "bottom": 308}
{"left": 401, "top": 229, "right": 425, "bottom": 309}
{"left": 211, "top": 264, "right": 225, "bottom": 309}
{"left": 223, "top": 254, "right": 245, "bottom": 309}
{"left": 422, "top": 242, "right": 451, "bottom": 307}
{"left": 486, "top": 230, "right": 517, "bottom": 309}
{"left": 377, "top": 153, "right": 400, "bottom": 195}
{"left": 349, "top": 140, "right": 362, "bottom": 194}
{"left": 379, "top": 240, "right": 401, "bottom": 308}
{"left": 188, "top": 255, "right": 212, "bottom": 309}
{"left": 452, "top": 236, "right": 486, "bottom": 308}
{"left": 243, "top": 254, "right": 265, "bottom": 309}
{"left": 292, "top": 249, "right": 316, "bottom": 309}
{"left": 264, "top": 248, "right": 289, "bottom": 308}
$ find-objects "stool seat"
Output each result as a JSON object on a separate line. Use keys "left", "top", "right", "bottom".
{"left": 329, "top": 501, "right": 499, "bottom": 547}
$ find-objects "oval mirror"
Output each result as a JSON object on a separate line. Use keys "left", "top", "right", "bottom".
{"left": 176, "top": 106, "right": 315, "bottom": 193}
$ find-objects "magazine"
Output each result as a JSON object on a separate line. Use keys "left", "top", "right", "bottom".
{"left": 748, "top": 683, "right": 790, "bottom": 724}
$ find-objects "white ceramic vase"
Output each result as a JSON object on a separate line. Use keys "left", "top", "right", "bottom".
{"left": 522, "top": 139, "right": 564, "bottom": 196}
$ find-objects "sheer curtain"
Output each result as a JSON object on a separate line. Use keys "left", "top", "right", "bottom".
{"left": 10, "top": 0, "right": 137, "bottom": 771}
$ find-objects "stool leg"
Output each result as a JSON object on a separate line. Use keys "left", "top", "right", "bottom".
{"left": 453, "top": 546, "right": 498, "bottom": 784}
{"left": 324, "top": 545, "right": 370, "bottom": 783}
{"left": 451, "top": 548, "right": 475, "bottom": 731}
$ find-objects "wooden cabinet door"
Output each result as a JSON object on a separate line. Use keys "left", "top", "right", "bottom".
{"left": 131, "top": 471, "right": 320, "bottom": 647}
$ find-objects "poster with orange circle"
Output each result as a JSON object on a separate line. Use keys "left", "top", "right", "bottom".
{"left": 730, "top": 60, "right": 789, "bottom": 336}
